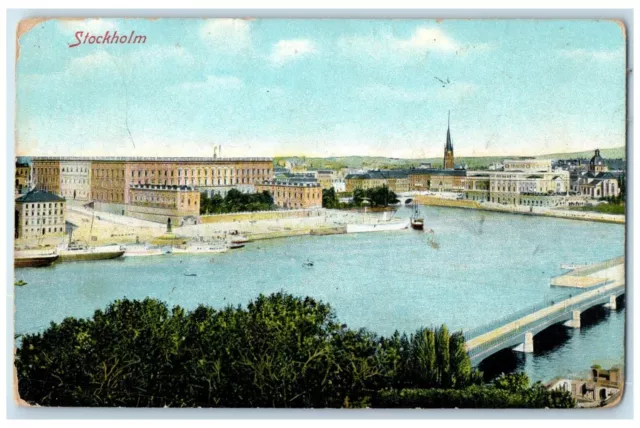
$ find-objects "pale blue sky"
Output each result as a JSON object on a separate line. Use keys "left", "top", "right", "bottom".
{"left": 16, "top": 19, "right": 626, "bottom": 158}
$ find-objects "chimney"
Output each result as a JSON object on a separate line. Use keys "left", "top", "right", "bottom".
{"left": 219, "top": 145, "right": 222, "bottom": 158}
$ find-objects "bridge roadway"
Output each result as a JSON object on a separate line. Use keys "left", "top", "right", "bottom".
{"left": 464, "top": 260, "right": 625, "bottom": 366}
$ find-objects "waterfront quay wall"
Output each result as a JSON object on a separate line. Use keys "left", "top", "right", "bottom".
{"left": 93, "top": 201, "right": 195, "bottom": 224}
{"left": 200, "top": 209, "right": 324, "bottom": 224}
{"left": 412, "top": 195, "right": 481, "bottom": 209}
{"left": 551, "top": 257, "right": 625, "bottom": 289}
{"left": 412, "top": 195, "right": 624, "bottom": 225}
{"left": 247, "top": 226, "right": 346, "bottom": 241}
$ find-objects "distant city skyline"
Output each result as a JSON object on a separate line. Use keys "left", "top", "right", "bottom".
{"left": 16, "top": 19, "right": 626, "bottom": 159}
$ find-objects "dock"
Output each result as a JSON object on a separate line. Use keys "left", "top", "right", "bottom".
{"left": 551, "top": 257, "right": 624, "bottom": 289}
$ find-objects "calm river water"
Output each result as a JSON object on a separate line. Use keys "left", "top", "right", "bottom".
{"left": 14, "top": 206, "right": 626, "bottom": 382}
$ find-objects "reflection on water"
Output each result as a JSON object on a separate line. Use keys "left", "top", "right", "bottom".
{"left": 14, "top": 206, "right": 625, "bottom": 383}
{"left": 479, "top": 304, "right": 626, "bottom": 383}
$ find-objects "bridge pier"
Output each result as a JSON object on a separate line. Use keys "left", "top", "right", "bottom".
{"left": 513, "top": 331, "right": 534, "bottom": 353}
{"left": 564, "top": 310, "right": 581, "bottom": 329}
{"left": 604, "top": 295, "right": 617, "bottom": 310}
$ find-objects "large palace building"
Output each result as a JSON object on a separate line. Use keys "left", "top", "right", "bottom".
{"left": 32, "top": 156, "right": 273, "bottom": 202}
{"left": 30, "top": 156, "right": 274, "bottom": 222}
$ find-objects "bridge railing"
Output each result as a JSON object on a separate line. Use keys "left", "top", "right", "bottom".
{"left": 464, "top": 278, "right": 618, "bottom": 341}
{"left": 467, "top": 287, "right": 623, "bottom": 361}
{"left": 463, "top": 296, "right": 561, "bottom": 341}
{"left": 467, "top": 302, "right": 577, "bottom": 360}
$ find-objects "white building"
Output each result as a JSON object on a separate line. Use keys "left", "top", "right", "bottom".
{"left": 574, "top": 150, "right": 620, "bottom": 199}
{"left": 503, "top": 159, "right": 552, "bottom": 172}
{"left": 60, "top": 160, "right": 92, "bottom": 201}
{"left": 15, "top": 189, "right": 66, "bottom": 239}
{"left": 464, "top": 160, "right": 571, "bottom": 207}
{"left": 488, "top": 170, "right": 570, "bottom": 206}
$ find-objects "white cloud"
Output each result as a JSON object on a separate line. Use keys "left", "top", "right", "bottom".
{"left": 395, "top": 27, "right": 458, "bottom": 52}
{"left": 356, "top": 82, "right": 475, "bottom": 102}
{"left": 269, "top": 39, "right": 317, "bottom": 65}
{"left": 200, "top": 19, "right": 251, "bottom": 51}
{"left": 558, "top": 48, "right": 624, "bottom": 62}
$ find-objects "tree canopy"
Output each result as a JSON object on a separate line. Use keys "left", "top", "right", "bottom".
{"left": 200, "top": 189, "right": 276, "bottom": 214}
{"left": 15, "top": 293, "right": 574, "bottom": 408}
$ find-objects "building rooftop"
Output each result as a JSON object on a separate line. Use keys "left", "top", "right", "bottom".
{"left": 130, "top": 184, "right": 197, "bottom": 191}
{"left": 259, "top": 180, "right": 321, "bottom": 188}
{"left": 16, "top": 189, "right": 65, "bottom": 203}
{"left": 408, "top": 168, "right": 467, "bottom": 177}
{"left": 585, "top": 171, "right": 616, "bottom": 180}
{"left": 345, "top": 170, "right": 410, "bottom": 180}
{"left": 31, "top": 156, "right": 272, "bottom": 162}
{"left": 275, "top": 177, "right": 318, "bottom": 184}
{"left": 345, "top": 168, "right": 468, "bottom": 179}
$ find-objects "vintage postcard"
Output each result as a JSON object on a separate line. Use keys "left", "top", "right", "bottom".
{"left": 12, "top": 18, "right": 627, "bottom": 409}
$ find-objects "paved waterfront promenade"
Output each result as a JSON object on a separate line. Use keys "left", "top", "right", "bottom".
{"left": 28, "top": 206, "right": 364, "bottom": 247}
{"left": 551, "top": 257, "right": 625, "bottom": 289}
{"left": 465, "top": 258, "right": 625, "bottom": 366}
{"left": 411, "top": 195, "right": 624, "bottom": 225}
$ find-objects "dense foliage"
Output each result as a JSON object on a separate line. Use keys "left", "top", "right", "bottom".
{"left": 617, "top": 173, "right": 626, "bottom": 203}
{"left": 353, "top": 186, "right": 399, "bottom": 208}
{"left": 570, "top": 203, "right": 625, "bottom": 215}
{"left": 16, "top": 293, "right": 574, "bottom": 408}
{"left": 373, "top": 382, "right": 576, "bottom": 408}
{"left": 200, "top": 189, "right": 276, "bottom": 214}
{"left": 322, "top": 187, "right": 341, "bottom": 209}
{"left": 322, "top": 186, "right": 399, "bottom": 209}
{"left": 321, "top": 188, "right": 353, "bottom": 209}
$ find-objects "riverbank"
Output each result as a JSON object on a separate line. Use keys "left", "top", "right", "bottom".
{"left": 412, "top": 195, "right": 625, "bottom": 225}
{"left": 13, "top": 207, "right": 359, "bottom": 248}
{"left": 15, "top": 196, "right": 623, "bottom": 251}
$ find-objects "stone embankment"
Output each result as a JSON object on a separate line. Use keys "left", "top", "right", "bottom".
{"left": 412, "top": 195, "right": 624, "bottom": 225}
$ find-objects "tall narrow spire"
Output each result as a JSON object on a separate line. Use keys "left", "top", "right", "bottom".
{"left": 445, "top": 111, "right": 453, "bottom": 152}
{"left": 443, "top": 111, "right": 455, "bottom": 169}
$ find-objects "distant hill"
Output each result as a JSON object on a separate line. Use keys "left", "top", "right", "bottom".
{"left": 275, "top": 146, "right": 625, "bottom": 170}
{"left": 536, "top": 147, "right": 626, "bottom": 160}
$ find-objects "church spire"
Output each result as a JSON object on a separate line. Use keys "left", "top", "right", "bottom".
{"left": 443, "top": 110, "right": 455, "bottom": 169}
{"left": 446, "top": 110, "right": 453, "bottom": 152}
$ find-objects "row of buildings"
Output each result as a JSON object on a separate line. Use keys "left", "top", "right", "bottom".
{"left": 342, "top": 117, "right": 621, "bottom": 208}
{"left": 16, "top": 156, "right": 324, "bottom": 235}
{"left": 345, "top": 152, "right": 619, "bottom": 209}
{"left": 15, "top": 116, "right": 623, "bottom": 238}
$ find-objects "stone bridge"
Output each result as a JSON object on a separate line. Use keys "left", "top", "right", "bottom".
{"left": 464, "top": 258, "right": 625, "bottom": 366}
